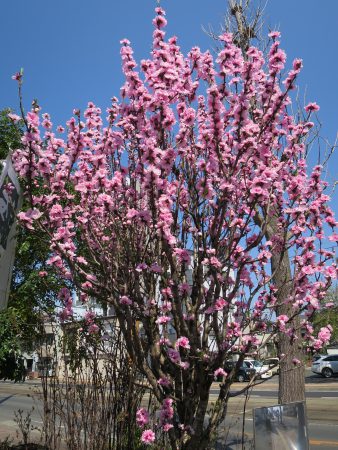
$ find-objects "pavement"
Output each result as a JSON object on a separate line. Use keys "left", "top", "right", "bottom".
{"left": 0, "top": 370, "right": 337, "bottom": 449}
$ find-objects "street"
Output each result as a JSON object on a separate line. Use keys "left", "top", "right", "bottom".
{"left": 213, "top": 370, "right": 338, "bottom": 449}
{"left": 0, "top": 370, "right": 337, "bottom": 449}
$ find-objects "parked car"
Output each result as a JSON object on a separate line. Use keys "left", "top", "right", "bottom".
{"left": 311, "top": 354, "right": 338, "bottom": 378}
{"left": 224, "top": 361, "right": 256, "bottom": 382}
{"left": 243, "top": 359, "right": 273, "bottom": 379}
{"left": 312, "top": 354, "right": 325, "bottom": 363}
{"left": 262, "top": 357, "right": 280, "bottom": 375}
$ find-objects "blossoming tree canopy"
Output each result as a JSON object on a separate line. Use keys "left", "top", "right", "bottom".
{"left": 12, "top": 6, "right": 337, "bottom": 449}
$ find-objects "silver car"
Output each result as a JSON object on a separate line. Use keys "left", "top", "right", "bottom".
{"left": 311, "top": 354, "right": 338, "bottom": 378}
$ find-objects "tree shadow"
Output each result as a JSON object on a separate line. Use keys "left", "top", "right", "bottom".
{"left": 305, "top": 374, "right": 338, "bottom": 384}
{"left": 215, "top": 434, "right": 254, "bottom": 449}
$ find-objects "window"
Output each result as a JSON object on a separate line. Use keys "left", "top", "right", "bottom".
{"left": 324, "top": 356, "right": 337, "bottom": 362}
{"left": 44, "top": 333, "right": 54, "bottom": 346}
{"left": 253, "top": 360, "right": 263, "bottom": 368}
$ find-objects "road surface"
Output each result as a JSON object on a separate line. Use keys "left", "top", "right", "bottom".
{"left": 0, "top": 370, "right": 337, "bottom": 449}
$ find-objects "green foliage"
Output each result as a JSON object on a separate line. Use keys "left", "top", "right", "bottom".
{"left": 61, "top": 319, "right": 104, "bottom": 371}
{"left": 0, "top": 108, "right": 66, "bottom": 380}
{"left": 10, "top": 227, "right": 64, "bottom": 311}
{"left": 0, "top": 308, "right": 33, "bottom": 381}
{"left": 0, "top": 109, "right": 22, "bottom": 159}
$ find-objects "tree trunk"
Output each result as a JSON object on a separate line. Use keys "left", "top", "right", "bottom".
{"left": 277, "top": 328, "right": 305, "bottom": 404}
{"left": 269, "top": 218, "right": 305, "bottom": 404}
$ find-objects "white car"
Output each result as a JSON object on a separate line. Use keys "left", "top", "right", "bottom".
{"left": 311, "top": 354, "right": 338, "bottom": 378}
{"left": 243, "top": 359, "right": 272, "bottom": 379}
{"left": 262, "top": 357, "right": 280, "bottom": 375}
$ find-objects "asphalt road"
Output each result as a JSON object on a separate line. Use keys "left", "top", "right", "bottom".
{"left": 212, "top": 370, "right": 338, "bottom": 449}
{"left": 0, "top": 370, "right": 337, "bottom": 449}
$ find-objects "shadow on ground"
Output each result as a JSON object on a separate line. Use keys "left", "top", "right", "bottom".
{"left": 305, "top": 374, "right": 338, "bottom": 384}
{"left": 215, "top": 437, "right": 254, "bottom": 449}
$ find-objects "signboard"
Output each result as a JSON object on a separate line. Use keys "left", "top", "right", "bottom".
{"left": 0, "top": 155, "right": 21, "bottom": 310}
{"left": 254, "top": 401, "right": 309, "bottom": 450}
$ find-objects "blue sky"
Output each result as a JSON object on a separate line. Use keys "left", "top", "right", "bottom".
{"left": 1, "top": 0, "right": 337, "bottom": 212}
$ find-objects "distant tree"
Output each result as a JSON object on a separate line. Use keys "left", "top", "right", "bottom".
{"left": 0, "top": 108, "right": 64, "bottom": 380}
{"left": 0, "top": 108, "right": 23, "bottom": 159}
{"left": 0, "top": 302, "right": 43, "bottom": 381}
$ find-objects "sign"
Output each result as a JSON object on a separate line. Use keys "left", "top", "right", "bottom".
{"left": 254, "top": 401, "right": 309, "bottom": 450}
{"left": 0, "top": 154, "right": 21, "bottom": 310}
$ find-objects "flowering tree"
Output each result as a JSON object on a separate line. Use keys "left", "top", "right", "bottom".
{"left": 11, "top": 6, "right": 337, "bottom": 449}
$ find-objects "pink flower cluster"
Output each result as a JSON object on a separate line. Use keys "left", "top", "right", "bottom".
{"left": 160, "top": 398, "right": 174, "bottom": 431}
{"left": 136, "top": 408, "right": 149, "bottom": 428}
{"left": 141, "top": 429, "right": 155, "bottom": 445}
{"left": 214, "top": 368, "right": 227, "bottom": 379}
{"left": 58, "top": 288, "right": 73, "bottom": 322}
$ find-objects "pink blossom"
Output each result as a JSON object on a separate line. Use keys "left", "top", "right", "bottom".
{"left": 8, "top": 113, "right": 21, "bottom": 123}
{"left": 26, "top": 112, "right": 39, "bottom": 127}
{"left": 214, "top": 368, "right": 227, "bottom": 379}
{"left": 136, "top": 408, "right": 149, "bottom": 427}
{"left": 277, "top": 315, "right": 289, "bottom": 323}
{"left": 160, "top": 301, "right": 172, "bottom": 313}
{"left": 178, "top": 283, "right": 191, "bottom": 295}
{"left": 179, "top": 361, "right": 190, "bottom": 370}
{"left": 318, "top": 326, "right": 331, "bottom": 343}
{"left": 84, "top": 310, "right": 96, "bottom": 323}
{"left": 17, "top": 209, "right": 43, "bottom": 229}
{"left": 76, "top": 256, "right": 88, "bottom": 265}
{"left": 88, "top": 323, "right": 99, "bottom": 334}
{"left": 156, "top": 316, "right": 171, "bottom": 325}
{"left": 276, "top": 314, "right": 289, "bottom": 332}
{"left": 160, "top": 398, "right": 174, "bottom": 425}
{"left": 136, "top": 263, "right": 148, "bottom": 272}
{"left": 153, "top": 8, "right": 167, "bottom": 29}
{"left": 305, "top": 102, "right": 320, "bottom": 112}
{"left": 158, "top": 377, "right": 171, "bottom": 387}
{"left": 325, "top": 302, "right": 334, "bottom": 308}
{"left": 159, "top": 337, "right": 171, "bottom": 346}
{"left": 11, "top": 72, "right": 22, "bottom": 81}
{"left": 325, "top": 265, "right": 337, "bottom": 279}
{"left": 141, "top": 429, "right": 155, "bottom": 445}
{"left": 168, "top": 349, "right": 181, "bottom": 364}
{"left": 120, "top": 295, "right": 132, "bottom": 306}
{"left": 59, "top": 307, "right": 73, "bottom": 322}
{"left": 173, "top": 248, "right": 191, "bottom": 264}
{"left": 175, "top": 336, "right": 190, "bottom": 350}
{"left": 205, "top": 306, "right": 214, "bottom": 315}
{"left": 209, "top": 256, "right": 222, "bottom": 269}
{"left": 150, "top": 263, "right": 163, "bottom": 273}
{"left": 214, "top": 298, "right": 227, "bottom": 311}
{"left": 59, "top": 293, "right": 72, "bottom": 308}
{"left": 81, "top": 281, "right": 92, "bottom": 290}
{"left": 268, "top": 31, "right": 281, "bottom": 39}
